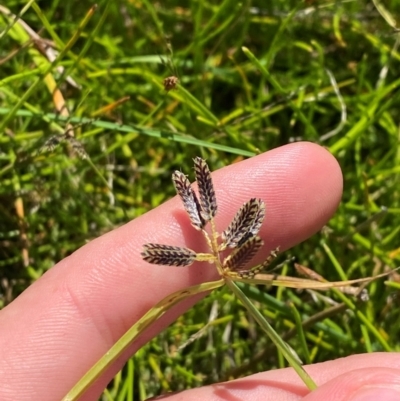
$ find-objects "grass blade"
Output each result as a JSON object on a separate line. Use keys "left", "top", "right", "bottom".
{"left": 225, "top": 279, "right": 318, "bottom": 391}
{"left": 0, "top": 5, "right": 97, "bottom": 132}
{"left": 62, "top": 279, "right": 224, "bottom": 401}
{"left": 236, "top": 270, "right": 398, "bottom": 289}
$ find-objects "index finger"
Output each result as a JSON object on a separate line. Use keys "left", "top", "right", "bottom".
{"left": 0, "top": 142, "right": 343, "bottom": 401}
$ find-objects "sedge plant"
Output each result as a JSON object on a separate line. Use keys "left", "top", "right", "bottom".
{"left": 63, "top": 157, "right": 395, "bottom": 400}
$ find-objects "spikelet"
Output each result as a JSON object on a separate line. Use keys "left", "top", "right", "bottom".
{"left": 141, "top": 157, "right": 277, "bottom": 280}
{"left": 223, "top": 236, "right": 264, "bottom": 272}
{"left": 193, "top": 157, "right": 217, "bottom": 221}
{"left": 141, "top": 244, "right": 197, "bottom": 267}
{"left": 172, "top": 171, "right": 206, "bottom": 230}
{"left": 221, "top": 198, "right": 265, "bottom": 249}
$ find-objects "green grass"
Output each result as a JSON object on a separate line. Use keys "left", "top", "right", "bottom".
{"left": 1, "top": 0, "right": 400, "bottom": 399}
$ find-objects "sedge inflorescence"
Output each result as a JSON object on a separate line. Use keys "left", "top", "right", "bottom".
{"left": 141, "top": 157, "right": 279, "bottom": 279}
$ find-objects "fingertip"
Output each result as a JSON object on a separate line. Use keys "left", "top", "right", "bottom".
{"left": 303, "top": 367, "right": 400, "bottom": 401}
{"left": 215, "top": 142, "right": 343, "bottom": 251}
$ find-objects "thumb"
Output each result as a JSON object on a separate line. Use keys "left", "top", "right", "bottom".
{"left": 303, "top": 367, "right": 400, "bottom": 401}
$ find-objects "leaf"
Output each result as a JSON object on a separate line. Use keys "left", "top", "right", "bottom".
{"left": 234, "top": 268, "right": 399, "bottom": 289}
{"left": 172, "top": 171, "right": 206, "bottom": 230}
{"left": 221, "top": 198, "right": 265, "bottom": 249}
{"left": 63, "top": 278, "right": 225, "bottom": 400}
{"left": 193, "top": 157, "right": 217, "bottom": 221}
{"left": 223, "top": 236, "right": 264, "bottom": 273}
{"left": 141, "top": 244, "right": 197, "bottom": 267}
{"left": 294, "top": 263, "right": 369, "bottom": 300}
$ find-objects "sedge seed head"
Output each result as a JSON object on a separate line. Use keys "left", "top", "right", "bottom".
{"left": 141, "top": 157, "right": 278, "bottom": 278}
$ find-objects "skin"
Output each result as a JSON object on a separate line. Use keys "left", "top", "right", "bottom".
{"left": 1, "top": 142, "right": 399, "bottom": 401}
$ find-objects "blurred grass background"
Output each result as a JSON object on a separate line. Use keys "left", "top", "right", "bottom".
{"left": 1, "top": 0, "right": 400, "bottom": 399}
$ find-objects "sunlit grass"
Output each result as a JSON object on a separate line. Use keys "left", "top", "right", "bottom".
{"left": 1, "top": 1, "right": 400, "bottom": 399}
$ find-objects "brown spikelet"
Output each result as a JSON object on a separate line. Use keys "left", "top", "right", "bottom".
{"left": 40, "top": 135, "right": 63, "bottom": 153}
{"left": 223, "top": 236, "right": 264, "bottom": 272}
{"left": 141, "top": 244, "right": 197, "bottom": 267}
{"left": 193, "top": 157, "right": 217, "bottom": 221}
{"left": 259, "top": 247, "right": 279, "bottom": 270}
{"left": 66, "top": 136, "right": 88, "bottom": 159}
{"left": 163, "top": 76, "right": 179, "bottom": 91}
{"left": 172, "top": 171, "right": 206, "bottom": 230}
{"left": 238, "top": 247, "right": 280, "bottom": 278}
{"left": 141, "top": 156, "right": 279, "bottom": 280}
{"left": 222, "top": 199, "right": 265, "bottom": 249}
{"left": 39, "top": 134, "right": 88, "bottom": 159}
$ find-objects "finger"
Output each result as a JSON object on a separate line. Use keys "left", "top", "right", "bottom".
{"left": 304, "top": 370, "right": 400, "bottom": 401}
{"left": 0, "top": 142, "right": 343, "bottom": 401}
{"left": 149, "top": 353, "right": 400, "bottom": 400}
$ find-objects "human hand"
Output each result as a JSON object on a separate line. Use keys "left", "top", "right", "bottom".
{"left": 1, "top": 142, "right": 399, "bottom": 401}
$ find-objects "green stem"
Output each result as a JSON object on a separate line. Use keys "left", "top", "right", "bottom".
{"left": 289, "top": 301, "right": 311, "bottom": 365}
{"left": 225, "top": 279, "right": 318, "bottom": 391}
{"left": 62, "top": 279, "right": 224, "bottom": 401}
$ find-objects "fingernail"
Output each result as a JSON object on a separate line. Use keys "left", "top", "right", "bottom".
{"left": 349, "top": 387, "right": 400, "bottom": 401}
